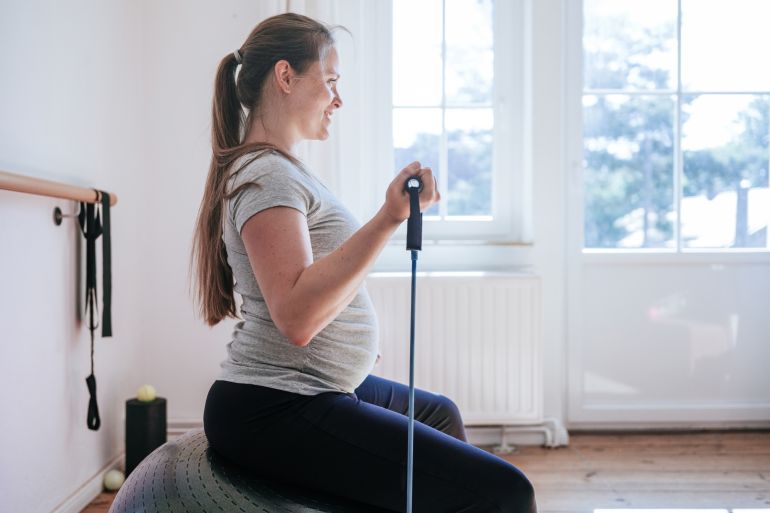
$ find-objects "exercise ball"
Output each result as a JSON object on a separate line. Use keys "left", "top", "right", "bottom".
{"left": 109, "top": 428, "right": 392, "bottom": 513}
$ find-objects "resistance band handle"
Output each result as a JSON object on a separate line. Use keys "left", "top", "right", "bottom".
{"left": 86, "top": 373, "right": 101, "bottom": 430}
{"left": 405, "top": 176, "right": 423, "bottom": 251}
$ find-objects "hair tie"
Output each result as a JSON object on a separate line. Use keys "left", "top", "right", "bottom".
{"left": 233, "top": 49, "right": 242, "bottom": 65}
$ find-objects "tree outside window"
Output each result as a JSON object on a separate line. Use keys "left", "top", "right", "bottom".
{"left": 583, "top": 0, "right": 770, "bottom": 250}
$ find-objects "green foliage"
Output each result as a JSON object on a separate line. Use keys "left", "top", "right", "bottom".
{"left": 394, "top": 124, "right": 493, "bottom": 217}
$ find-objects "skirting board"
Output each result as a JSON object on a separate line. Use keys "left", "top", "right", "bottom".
{"left": 567, "top": 419, "right": 770, "bottom": 431}
{"left": 50, "top": 452, "right": 123, "bottom": 513}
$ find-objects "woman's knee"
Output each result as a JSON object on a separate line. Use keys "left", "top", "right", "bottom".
{"left": 435, "top": 395, "right": 468, "bottom": 441}
{"left": 495, "top": 467, "right": 537, "bottom": 513}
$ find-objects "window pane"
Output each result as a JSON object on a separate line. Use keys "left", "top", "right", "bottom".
{"left": 584, "top": 95, "right": 675, "bottom": 248}
{"left": 682, "top": 95, "right": 770, "bottom": 248}
{"left": 583, "top": 0, "right": 676, "bottom": 91}
{"left": 445, "top": 0, "right": 493, "bottom": 105}
{"left": 393, "top": 0, "right": 442, "bottom": 106}
{"left": 446, "top": 109, "right": 493, "bottom": 216}
{"left": 393, "top": 108, "right": 441, "bottom": 216}
{"left": 682, "top": 0, "right": 770, "bottom": 92}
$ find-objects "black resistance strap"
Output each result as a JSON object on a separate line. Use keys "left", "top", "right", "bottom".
{"left": 77, "top": 190, "right": 112, "bottom": 431}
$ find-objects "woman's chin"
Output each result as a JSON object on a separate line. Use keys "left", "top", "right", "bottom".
{"left": 305, "top": 123, "right": 331, "bottom": 141}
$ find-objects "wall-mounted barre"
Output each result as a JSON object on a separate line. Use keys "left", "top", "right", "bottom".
{"left": 0, "top": 169, "right": 118, "bottom": 206}
{"left": 0, "top": 169, "right": 118, "bottom": 225}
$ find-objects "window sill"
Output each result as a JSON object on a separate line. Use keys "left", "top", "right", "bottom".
{"left": 374, "top": 239, "right": 535, "bottom": 273}
{"left": 368, "top": 269, "right": 539, "bottom": 278}
{"left": 581, "top": 248, "right": 770, "bottom": 265}
{"left": 385, "top": 238, "right": 534, "bottom": 247}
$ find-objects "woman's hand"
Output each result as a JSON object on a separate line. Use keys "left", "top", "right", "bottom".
{"left": 380, "top": 161, "right": 441, "bottom": 225}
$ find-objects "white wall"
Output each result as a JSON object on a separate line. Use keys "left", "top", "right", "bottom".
{"left": 138, "top": 0, "right": 284, "bottom": 424}
{"left": 0, "top": 1, "right": 145, "bottom": 512}
{"left": 528, "top": 0, "right": 569, "bottom": 436}
{"left": 0, "top": 1, "right": 283, "bottom": 511}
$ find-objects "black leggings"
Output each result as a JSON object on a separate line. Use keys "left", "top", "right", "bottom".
{"left": 203, "top": 374, "right": 536, "bottom": 513}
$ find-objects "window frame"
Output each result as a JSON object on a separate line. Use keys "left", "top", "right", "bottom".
{"left": 572, "top": 0, "right": 770, "bottom": 258}
{"left": 383, "top": 0, "right": 528, "bottom": 244}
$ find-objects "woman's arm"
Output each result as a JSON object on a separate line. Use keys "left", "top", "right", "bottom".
{"left": 241, "top": 161, "right": 438, "bottom": 346}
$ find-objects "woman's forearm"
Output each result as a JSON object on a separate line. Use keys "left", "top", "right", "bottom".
{"left": 280, "top": 207, "right": 401, "bottom": 346}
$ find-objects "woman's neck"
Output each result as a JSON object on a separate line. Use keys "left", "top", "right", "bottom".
{"left": 243, "top": 111, "right": 299, "bottom": 156}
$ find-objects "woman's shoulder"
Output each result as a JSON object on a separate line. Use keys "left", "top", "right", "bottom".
{"left": 227, "top": 149, "right": 311, "bottom": 191}
{"left": 233, "top": 149, "right": 299, "bottom": 177}
{"left": 226, "top": 148, "right": 323, "bottom": 206}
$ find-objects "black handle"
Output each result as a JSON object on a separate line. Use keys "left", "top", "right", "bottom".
{"left": 404, "top": 176, "right": 423, "bottom": 251}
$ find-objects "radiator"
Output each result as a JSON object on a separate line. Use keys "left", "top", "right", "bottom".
{"left": 365, "top": 272, "right": 543, "bottom": 426}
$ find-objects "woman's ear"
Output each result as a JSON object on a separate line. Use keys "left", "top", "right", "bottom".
{"left": 273, "top": 60, "right": 293, "bottom": 94}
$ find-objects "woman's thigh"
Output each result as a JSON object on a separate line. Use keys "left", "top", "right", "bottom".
{"left": 354, "top": 373, "right": 468, "bottom": 442}
{"left": 204, "top": 380, "right": 536, "bottom": 513}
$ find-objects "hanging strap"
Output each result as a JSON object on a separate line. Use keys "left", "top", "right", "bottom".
{"left": 77, "top": 190, "right": 113, "bottom": 431}
{"left": 101, "top": 191, "right": 112, "bottom": 337}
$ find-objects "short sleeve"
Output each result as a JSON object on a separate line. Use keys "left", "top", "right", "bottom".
{"left": 227, "top": 154, "right": 314, "bottom": 235}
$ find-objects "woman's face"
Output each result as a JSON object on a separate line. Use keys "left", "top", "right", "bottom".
{"left": 291, "top": 46, "right": 343, "bottom": 141}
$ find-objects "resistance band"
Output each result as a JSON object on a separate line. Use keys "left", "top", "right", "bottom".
{"left": 404, "top": 176, "right": 423, "bottom": 513}
{"left": 77, "top": 190, "right": 113, "bottom": 431}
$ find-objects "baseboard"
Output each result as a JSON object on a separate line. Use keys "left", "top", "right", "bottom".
{"left": 51, "top": 452, "right": 123, "bottom": 513}
{"left": 168, "top": 419, "right": 203, "bottom": 440}
{"left": 567, "top": 419, "right": 770, "bottom": 431}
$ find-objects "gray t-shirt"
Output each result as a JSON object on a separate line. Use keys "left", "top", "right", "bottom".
{"left": 218, "top": 150, "right": 379, "bottom": 395}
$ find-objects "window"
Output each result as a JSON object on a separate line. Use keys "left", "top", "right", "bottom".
{"left": 390, "top": 0, "right": 524, "bottom": 242}
{"left": 583, "top": 0, "right": 770, "bottom": 250}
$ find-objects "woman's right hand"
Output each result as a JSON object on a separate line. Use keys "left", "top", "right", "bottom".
{"left": 380, "top": 161, "right": 441, "bottom": 225}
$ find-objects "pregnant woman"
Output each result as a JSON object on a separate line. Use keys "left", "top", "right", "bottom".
{"left": 191, "top": 12, "right": 536, "bottom": 513}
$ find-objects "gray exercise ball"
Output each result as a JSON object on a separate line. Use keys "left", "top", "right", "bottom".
{"left": 109, "top": 428, "right": 392, "bottom": 513}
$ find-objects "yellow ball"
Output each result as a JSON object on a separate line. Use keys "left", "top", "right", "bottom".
{"left": 137, "top": 384, "right": 157, "bottom": 402}
{"left": 103, "top": 469, "right": 125, "bottom": 491}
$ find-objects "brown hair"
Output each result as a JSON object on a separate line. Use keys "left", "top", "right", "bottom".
{"left": 189, "top": 12, "right": 342, "bottom": 326}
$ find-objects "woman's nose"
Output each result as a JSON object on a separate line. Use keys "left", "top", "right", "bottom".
{"left": 332, "top": 92, "right": 343, "bottom": 109}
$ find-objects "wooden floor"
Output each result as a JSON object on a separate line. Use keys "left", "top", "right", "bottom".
{"left": 82, "top": 430, "right": 770, "bottom": 513}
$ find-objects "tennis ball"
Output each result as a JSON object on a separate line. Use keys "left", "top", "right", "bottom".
{"left": 137, "top": 384, "right": 156, "bottom": 402}
{"left": 103, "top": 469, "right": 125, "bottom": 491}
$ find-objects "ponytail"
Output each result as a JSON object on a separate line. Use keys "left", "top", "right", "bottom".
{"left": 189, "top": 52, "right": 241, "bottom": 326}
{"left": 213, "top": 52, "right": 244, "bottom": 151}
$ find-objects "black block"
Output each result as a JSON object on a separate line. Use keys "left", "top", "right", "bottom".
{"left": 125, "top": 397, "right": 167, "bottom": 476}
